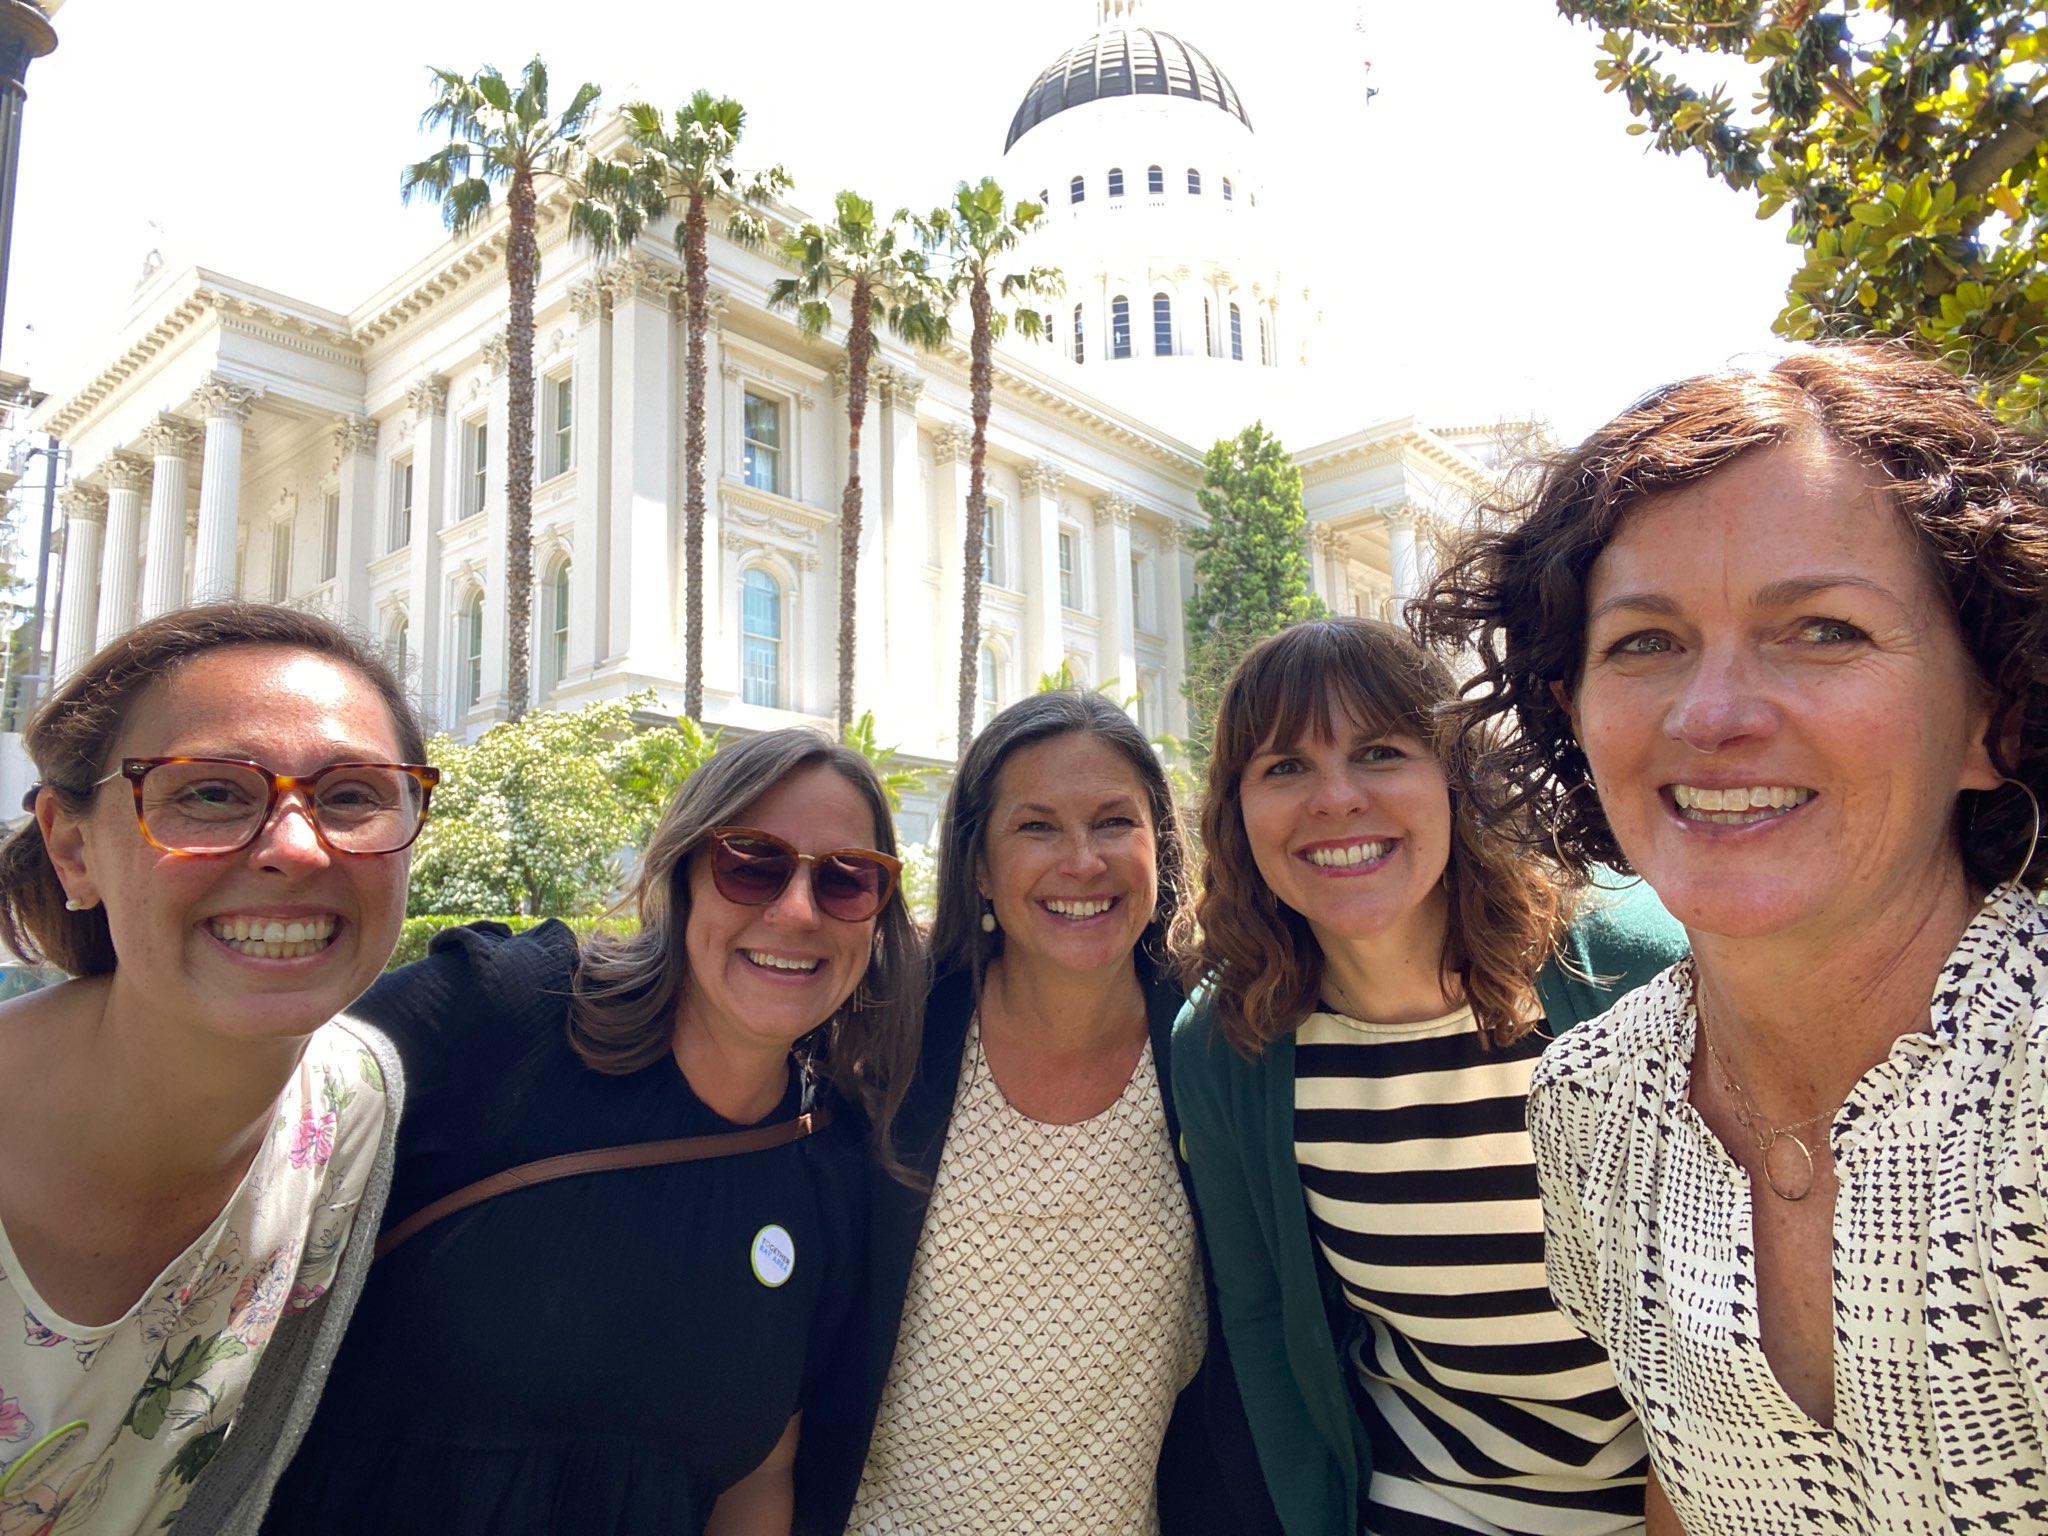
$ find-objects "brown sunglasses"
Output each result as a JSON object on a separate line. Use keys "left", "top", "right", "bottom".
{"left": 704, "top": 826, "right": 900, "bottom": 922}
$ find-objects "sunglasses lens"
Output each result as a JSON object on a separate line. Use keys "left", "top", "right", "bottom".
{"left": 710, "top": 836, "right": 795, "bottom": 905}
{"left": 814, "top": 855, "right": 888, "bottom": 921}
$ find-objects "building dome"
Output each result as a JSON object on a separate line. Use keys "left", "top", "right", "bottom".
{"left": 1004, "top": 27, "right": 1252, "bottom": 152}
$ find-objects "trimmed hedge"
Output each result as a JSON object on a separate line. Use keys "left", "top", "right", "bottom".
{"left": 388, "top": 914, "right": 637, "bottom": 970}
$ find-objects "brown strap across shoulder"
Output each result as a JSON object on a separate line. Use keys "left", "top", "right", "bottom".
{"left": 374, "top": 1106, "right": 830, "bottom": 1261}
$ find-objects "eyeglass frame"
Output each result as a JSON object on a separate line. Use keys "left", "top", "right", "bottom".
{"left": 702, "top": 825, "right": 902, "bottom": 920}
{"left": 94, "top": 756, "right": 442, "bottom": 859}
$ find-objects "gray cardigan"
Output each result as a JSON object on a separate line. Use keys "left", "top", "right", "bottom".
{"left": 171, "top": 1018, "right": 406, "bottom": 1536}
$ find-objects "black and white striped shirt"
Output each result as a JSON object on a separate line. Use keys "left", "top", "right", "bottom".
{"left": 1294, "top": 1004, "right": 1645, "bottom": 1536}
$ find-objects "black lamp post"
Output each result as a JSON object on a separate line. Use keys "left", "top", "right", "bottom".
{"left": 0, "top": 1, "right": 54, "bottom": 361}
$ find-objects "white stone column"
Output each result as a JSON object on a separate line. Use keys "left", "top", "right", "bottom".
{"left": 1017, "top": 459, "right": 1064, "bottom": 686}
{"left": 566, "top": 278, "right": 609, "bottom": 686}
{"left": 331, "top": 416, "right": 379, "bottom": 628}
{"left": 401, "top": 376, "right": 450, "bottom": 718}
{"left": 139, "top": 419, "right": 199, "bottom": 619}
{"left": 931, "top": 423, "right": 971, "bottom": 754}
{"left": 603, "top": 255, "right": 679, "bottom": 675}
{"left": 191, "top": 375, "right": 254, "bottom": 602}
{"left": 96, "top": 454, "right": 148, "bottom": 648}
{"left": 1159, "top": 521, "right": 1192, "bottom": 738}
{"left": 1094, "top": 493, "right": 1138, "bottom": 711}
{"left": 54, "top": 485, "right": 106, "bottom": 678}
{"left": 1323, "top": 529, "right": 1354, "bottom": 615}
{"left": 1385, "top": 506, "right": 1422, "bottom": 620}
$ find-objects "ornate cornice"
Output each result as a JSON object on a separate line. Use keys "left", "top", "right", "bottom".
{"left": 407, "top": 375, "right": 449, "bottom": 419}
{"left": 1019, "top": 459, "right": 1065, "bottom": 497}
{"left": 333, "top": 414, "right": 378, "bottom": 462}
{"left": 192, "top": 373, "right": 256, "bottom": 424}
{"left": 141, "top": 417, "right": 201, "bottom": 459}
{"left": 101, "top": 452, "right": 150, "bottom": 493}
{"left": 59, "top": 484, "right": 107, "bottom": 525}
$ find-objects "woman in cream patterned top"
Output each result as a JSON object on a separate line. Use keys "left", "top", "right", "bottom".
{"left": 1412, "top": 343, "right": 2048, "bottom": 1534}
{"left": 0, "top": 604, "right": 430, "bottom": 1535}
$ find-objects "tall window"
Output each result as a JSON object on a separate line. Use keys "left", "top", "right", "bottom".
{"left": 268, "top": 521, "right": 292, "bottom": 602}
{"left": 1222, "top": 176, "right": 1234, "bottom": 202}
{"left": 1073, "top": 305, "right": 1085, "bottom": 365}
{"left": 741, "top": 567, "right": 782, "bottom": 707}
{"left": 1058, "top": 530, "right": 1076, "bottom": 608}
{"left": 461, "top": 590, "right": 484, "bottom": 710}
{"left": 1230, "top": 303, "right": 1244, "bottom": 361}
{"left": 1111, "top": 296, "right": 1132, "bottom": 359}
{"left": 546, "top": 373, "right": 574, "bottom": 478}
{"left": 1069, "top": 174, "right": 1085, "bottom": 204}
{"left": 320, "top": 491, "right": 339, "bottom": 582}
{"left": 389, "top": 459, "right": 414, "bottom": 550}
{"left": 1187, "top": 167, "right": 1202, "bottom": 195}
{"left": 462, "top": 417, "right": 488, "bottom": 518}
{"left": 1147, "top": 164, "right": 1164, "bottom": 195}
{"left": 387, "top": 616, "right": 409, "bottom": 676}
{"left": 544, "top": 558, "right": 570, "bottom": 693}
{"left": 743, "top": 391, "right": 781, "bottom": 494}
{"left": 1152, "top": 293, "right": 1173, "bottom": 356}
{"left": 1107, "top": 166, "right": 1124, "bottom": 198}
{"left": 978, "top": 644, "right": 999, "bottom": 729}
{"left": 981, "top": 501, "right": 1005, "bottom": 587}
{"left": 1204, "top": 298, "right": 1215, "bottom": 358}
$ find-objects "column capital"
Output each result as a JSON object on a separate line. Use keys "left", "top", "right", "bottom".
{"left": 932, "top": 423, "right": 974, "bottom": 465}
{"left": 1312, "top": 523, "right": 1342, "bottom": 554}
{"left": 192, "top": 373, "right": 256, "bottom": 423}
{"left": 482, "top": 330, "right": 511, "bottom": 377}
{"left": 407, "top": 374, "right": 449, "bottom": 419}
{"left": 830, "top": 358, "right": 852, "bottom": 397}
{"left": 1383, "top": 503, "right": 1424, "bottom": 533}
{"left": 569, "top": 276, "right": 609, "bottom": 324}
{"left": 59, "top": 484, "right": 107, "bottom": 525}
{"left": 601, "top": 253, "right": 680, "bottom": 307}
{"left": 1158, "top": 520, "right": 1185, "bottom": 550}
{"left": 333, "top": 414, "right": 379, "bottom": 462}
{"left": 101, "top": 451, "right": 150, "bottom": 492}
{"left": 1020, "top": 459, "right": 1065, "bottom": 497}
{"left": 1094, "top": 493, "right": 1136, "bottom": 527}
{"left": 879, "top": 367, "right": 924, "bottom": 409}
{"left": 721, "top": 531, "right": 750, "bottom": 552}
{"left": 141, "top": 416, "right": 201, "bottom": 459}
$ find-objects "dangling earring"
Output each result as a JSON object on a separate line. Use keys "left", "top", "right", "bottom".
{"left": 980, "top": 899, "right": 998, "bottom": 935}
{"left": 1971, "top": 777, "right": 2043, "bottom": 891}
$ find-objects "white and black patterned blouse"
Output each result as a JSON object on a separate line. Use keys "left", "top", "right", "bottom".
{"left": 1528, "top": 884, "right": 2048, "bottom": 1536}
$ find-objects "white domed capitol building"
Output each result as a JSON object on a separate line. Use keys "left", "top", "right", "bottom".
{"left": 26, "top": 0, "right": 1515, "bottom": 838}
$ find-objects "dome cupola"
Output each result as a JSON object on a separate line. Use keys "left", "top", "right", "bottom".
{"left": 1005, "top": 22, "right": 1251, "bottom": 152}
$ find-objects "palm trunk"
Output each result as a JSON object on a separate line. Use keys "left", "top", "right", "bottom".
{"left": 838, "top": 282, "right": 874, "bottom": 734}
{"left": 956, "top": 272, "right": 995, "bottom": 757}
{"left": 681, "top": 191, "right": 711, "bottom": 722}
{"left": 504, "top": 167, "right": 539, "bottom": 722}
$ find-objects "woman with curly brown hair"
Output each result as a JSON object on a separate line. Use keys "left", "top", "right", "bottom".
{"left": 1170, "top": 617, "right": 1682, "bottom": 1536}
{"left": 1409, "top": 343, "right": 2048, "bottom": 1535}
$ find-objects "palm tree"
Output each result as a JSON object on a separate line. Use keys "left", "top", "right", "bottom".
{"left": 768, "top": 192, "right": 943, "bottom": 731}
{"left": 914, "top": 178, "right": 1060, "bottom": 757}
{"left": 578, "top": 92, "right": 790, "bottom": 722}
{"left": 404, "top": 58, "right": 601, "bottom": 723}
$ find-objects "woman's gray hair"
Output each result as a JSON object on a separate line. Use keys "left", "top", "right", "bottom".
{"left": 930, "top": 690, "right": 1190, "bottom": 984}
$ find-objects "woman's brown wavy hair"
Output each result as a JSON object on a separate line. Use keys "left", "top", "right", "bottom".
{"left": 1171, "top": 617, "right": 1567, "bottom": 1053}
{"left": 1407, "top": 342, "right": 2048, "bottom": 893}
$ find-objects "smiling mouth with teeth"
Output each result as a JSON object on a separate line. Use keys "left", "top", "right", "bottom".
{"left": 1303, "top": 840, "right": 1392, "bottom": 869}
{"left": 209, "top": 915, "right": 338, "bottom": 959}
{"left": 1044, "top": 898, "right": 1114, "bottom": 919}
{"left": 745, "top": 950, "right": 822, "bottom": 973}
{"left": 1671, "top": 784, "right": 1815, "bottom": 825}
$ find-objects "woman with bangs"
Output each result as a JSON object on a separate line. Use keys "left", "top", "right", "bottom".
{"left": 1170, "top": 617, "right": 1684, "bottom": 1536}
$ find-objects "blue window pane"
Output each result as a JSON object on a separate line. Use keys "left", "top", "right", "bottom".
{"left": 742, "top": 568, "right": 781, "bottom": 707}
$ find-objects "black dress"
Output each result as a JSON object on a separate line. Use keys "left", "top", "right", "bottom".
{"left": 265, "top": 921, "right": 866, "bottom": 1536}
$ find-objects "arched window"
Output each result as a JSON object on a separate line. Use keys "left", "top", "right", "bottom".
{"left": 1147, "top": 164, "right": 1164, "bottom": 195}
{"left": 741, "top": 567, "right": 782, "bottom": 708}
{"left": 1069, "top": 175, "right": 1085, "bottom": 204}
{"left": 1073, "top": 305, "right": 1085, "bottom": 365}
{"left": 978, "top": 644, "right": 1000, "bottom": 730}
{"left": 1204, "top": 297, "right": 1215, "bottom": 358}
{"left": 460, "top": 590, "right": 484, "bottom": 710}
{"left": 1107, "top": 166, "right": 1124, "bottom": 198}
{"left": 386, "top": 616, "right": 409, "bottom": 678}
{"left": 1153, "top": 293, "right": 1173, "bottom": 356}
{"left": 1187, "top": 167, "right": 1202, "bottom": 195}
{"left": 1111, "top": 295, "right": 1132, "bottom": 359}
{"left": 1229, "top": 302, "right": 1243, "bottom": 361}
{"left": 1222, "top": 176, "right": 1234, "bottom": 202}
{"left": 542, "top": 556, "right": 570, "bottom": 694}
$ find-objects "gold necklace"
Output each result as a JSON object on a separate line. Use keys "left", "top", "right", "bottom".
{"left": 1693, "top": 994, "right": 1836, "bottom": 1202}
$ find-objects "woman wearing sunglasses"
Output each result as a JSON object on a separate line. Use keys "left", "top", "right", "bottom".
{"left": 0, "top": 603, "right": 432, "bottom": 1536}
{"left": 266, "top": 728, "right": 923, "bottom": 1536}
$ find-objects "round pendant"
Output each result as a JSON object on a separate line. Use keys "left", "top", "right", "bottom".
{"left": 1761, "top": 1130, "right": 1815, "bottom": 1201}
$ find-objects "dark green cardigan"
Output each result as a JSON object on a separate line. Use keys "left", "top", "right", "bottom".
{"left": 1169, "top": 881, "right": 1686, "bottom": 1536}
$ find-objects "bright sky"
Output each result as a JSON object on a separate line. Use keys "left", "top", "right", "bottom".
{"left": 7, "top": 0, "right": 1796, "bottom": 443}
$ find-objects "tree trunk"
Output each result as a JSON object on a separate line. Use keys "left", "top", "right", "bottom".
{"left": 504, "top": 165, "right": 539, "bottom": 722}
{"left": 838, "top": 282, "right": 873, "bottom": 734}
{"left": 682, "top": 192, "right": 711, "bottom": 723}
{"left": 956, "top": 271, "right": 995, "bottom": 758}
